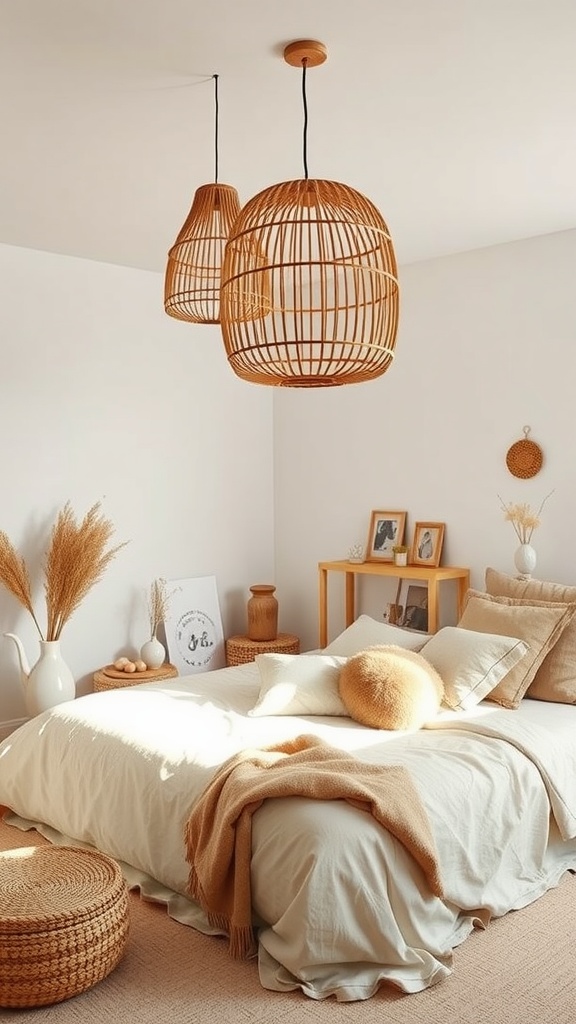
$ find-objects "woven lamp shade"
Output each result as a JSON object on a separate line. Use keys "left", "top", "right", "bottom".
{"left": 220, "top": 177, "right": 399, "bottom": 387}
{"left": 165, "top": 182, "right": 241, "bottom": 324}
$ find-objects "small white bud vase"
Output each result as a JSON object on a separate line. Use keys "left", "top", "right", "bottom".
{"left": 514, "top": 543, "right": 537, "bottom": 579}
{"left": 140, "top": 635, "right": 166, "bottom": 669}
{"left": 393, "top": 551, "right": 408, "bottom": 566}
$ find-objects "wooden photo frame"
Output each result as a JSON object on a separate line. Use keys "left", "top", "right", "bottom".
{"left": 366, "top": 510, "right": 407, "bottom": 562}
{"left": 411, "top": 522, "right": 445, "bottom": 568}
{"left": 401, "top": 585, "right": 429, "bottom": 632}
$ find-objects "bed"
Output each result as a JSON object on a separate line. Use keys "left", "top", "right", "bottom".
{"left": 1, "top": 583, "right": 576, "bottom": 1003}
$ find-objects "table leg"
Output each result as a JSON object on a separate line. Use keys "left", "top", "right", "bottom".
{"left": 427, "top": 582, "right": 438, "bottom": 633}
{"left": 319, "top": 567, "right": 328, "bottom": 648}
{"left": 345, "top": 572, "right": 355, "bottom": 627}
{"left": 457, "top": 572, "right": 470, "bottom": 620}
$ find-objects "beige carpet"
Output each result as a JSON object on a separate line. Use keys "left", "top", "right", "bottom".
{"left": 1, "top": 812, "right": 574, "bottom": 1023}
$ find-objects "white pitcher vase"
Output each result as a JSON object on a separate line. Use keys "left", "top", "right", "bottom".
{"left": 4, "top": 633, "right": 76, "bottom": 717}
{"left": 514, "top": 543, "right": 537, "bottom": 578}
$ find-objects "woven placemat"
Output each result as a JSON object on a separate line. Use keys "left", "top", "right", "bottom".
{"left": 101, "top": 662, "right": 178, "bottom": 681}
{"left": 94, "top": 663, "right": 178, "bottom": 692}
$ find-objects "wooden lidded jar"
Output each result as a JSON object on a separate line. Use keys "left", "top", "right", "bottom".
{"left": 247, "top": 584, "right": 278, "bottom": 641}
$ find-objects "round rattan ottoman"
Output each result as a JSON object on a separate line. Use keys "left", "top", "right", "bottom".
{"left": 0, "top": 845, "right": 130, "bottom": 1008}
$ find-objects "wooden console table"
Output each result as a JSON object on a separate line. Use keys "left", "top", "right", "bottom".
{"left": 318, "top": 560, "right": 470, "bottom": 647}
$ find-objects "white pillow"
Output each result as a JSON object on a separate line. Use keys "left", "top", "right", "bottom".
{"left": 324, "top": 615, "right": 432, "bottom": 657}
{"left": 419, "top": 626, "right": 530, "bottom": 711}
{"left": 248, "top": 653, "right": 348, "bottom": 717}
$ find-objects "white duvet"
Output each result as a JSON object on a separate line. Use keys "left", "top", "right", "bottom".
{"left": 1, "top": 663, "right": 575, "bottom": 1002}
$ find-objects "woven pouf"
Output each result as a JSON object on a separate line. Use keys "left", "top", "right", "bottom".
{"left": 0, "top": 845, "right": 129, "bottom": 1007}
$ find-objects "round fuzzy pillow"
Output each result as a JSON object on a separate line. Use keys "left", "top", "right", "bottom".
{"left": 338, "top": 645, "right": 444, "bottom": 730}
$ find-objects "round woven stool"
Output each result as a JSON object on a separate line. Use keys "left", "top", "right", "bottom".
{"left": 225, "top": 632, "right": 300, "bottom": 666}
{"left": 0, "top": 845, "right": 130, "bottom": 1008}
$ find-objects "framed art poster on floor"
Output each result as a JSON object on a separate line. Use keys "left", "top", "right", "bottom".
{"left": 163, "top": 575, "right": 225, "bottom": 674}
{"left": 401, "top": 584, "right": 429, "bottom": 632}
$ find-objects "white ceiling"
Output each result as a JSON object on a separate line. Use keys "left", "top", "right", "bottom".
{"left": 1, "top": 0, "right": 575, "bottom": 273}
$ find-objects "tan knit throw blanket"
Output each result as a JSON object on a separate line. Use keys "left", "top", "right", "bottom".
{"left": 184, "top": 734, "right": 443, "bottom": 960}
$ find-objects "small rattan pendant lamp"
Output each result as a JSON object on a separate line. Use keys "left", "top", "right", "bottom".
{"left": 164, "top": 74, "right": 241, "bottom": 324}
{"left": 219, "top": 40, "right": 399, "bottom": 387}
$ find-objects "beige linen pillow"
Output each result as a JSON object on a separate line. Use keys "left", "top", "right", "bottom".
{"left": 458, "top": 589, "right": 576, "bottom": 709}
{"left": 324, "top": 615, "right": 432, "bottom": 656}
{"left": 419, "top": 626, "right": 529, "bottom": 711}
{"left": 485, "top": 568, "right": 576, "bottom": 704}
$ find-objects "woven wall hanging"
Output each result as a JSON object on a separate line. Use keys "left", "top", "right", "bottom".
{"left": 505, "top": 426, "right": 543, "bottom": 479}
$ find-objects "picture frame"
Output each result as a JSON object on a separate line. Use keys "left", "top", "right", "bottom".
{"left": 366, "top": 510, "right": 407, "bottom": 562}
{"left": 401, "top": 585, "right": 429, "bottom": 632}
{"left": 410, "top": 522, "right": 445, "bottom": 568}
{"left": 163, "top": 574, "right": 226, "bottom": 674}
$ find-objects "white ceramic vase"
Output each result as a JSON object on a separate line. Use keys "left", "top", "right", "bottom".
{"left": 514, "top": 543, "right": 537, "bottom": 578}
{"left": 28, "top": 640, "right": 76, "bottom": 716}
{"left": 4, "top": 634, "right": 76, "bottom": 717}
{"left": 140, "top": 635, "right": 166, "bottom": 669}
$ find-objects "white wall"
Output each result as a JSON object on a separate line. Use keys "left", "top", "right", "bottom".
{"left": 0, "top": 244, "right": 275, "bottom": 724}
{"left": 274, "top": 229, "right": 576, "bottom": 649}
{"left": 2, "top": 229, "right": 574, "bottom": 726}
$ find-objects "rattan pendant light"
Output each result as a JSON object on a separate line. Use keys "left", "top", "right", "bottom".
{"left": 219, "top": 40, "right": 399, "bottom": 387}
{"left": 164, "top": 75, "right": 240, "bottom": 324}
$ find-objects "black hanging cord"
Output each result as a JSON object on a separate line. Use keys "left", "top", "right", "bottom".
{"left": 213, "top": 73, "right": 219, "bottom": 184}
{"left": 301, "top": 59, "right": 309, "bottom": 179}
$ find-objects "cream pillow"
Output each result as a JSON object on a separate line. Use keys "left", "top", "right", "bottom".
{"left": 419, "top": 626, "right": 529, "bottom": 711}
{"left": 458, "top": 590, "right": 576, "bottom": 709}
{"left": 486, "top": 568, "right": 576, "bottom": 704}
{"left": 249, "top": 653, "right": 348, "bottom": 717}
{"left": 324, "top": 615, "right": 432, "bottom": 657}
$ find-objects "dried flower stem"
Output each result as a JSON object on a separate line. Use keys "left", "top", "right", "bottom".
{"left": 0, "top": 532, "right": 45, "bottom": 638}
{"left": 148, "top": 578, "right": 173, "bottom": 638}
{"left": 497, "top": 490, "right": 554, "bottom": 545}
{"left": 0, "top": 502, "right": 127, "bottom": 641}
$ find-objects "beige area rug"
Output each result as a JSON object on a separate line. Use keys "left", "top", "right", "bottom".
{"left": 1, "top": 812, "right": 574, "bottom": 1024}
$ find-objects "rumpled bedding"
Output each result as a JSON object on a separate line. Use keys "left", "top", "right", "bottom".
{"left": 0, "top": 663, "right": 575, "bottom": 1002}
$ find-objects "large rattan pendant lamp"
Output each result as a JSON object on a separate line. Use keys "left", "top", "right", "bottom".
{"left": 164, "top": 74, "right": 241, "bottom": 324}
{"left": 219, "top": 40, "right": 400, "bottom": 387}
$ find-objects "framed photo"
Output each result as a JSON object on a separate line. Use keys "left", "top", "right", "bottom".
{"left": 401, "top": 585, "right": 429, "bottom": 632}
{"left": 163, "top": 574, "right": 226, "bottom": 674}
{"left": 366, "top": 510, "right": 407, "bottom": 562}
{"left": 411, "top": 522, "right": 445, "bottom": 568}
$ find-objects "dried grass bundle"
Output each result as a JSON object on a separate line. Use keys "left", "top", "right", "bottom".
{"left": 0, "top": 501, "right": 127, "bottom": 641}
{"left": 147, "top": 578, "right": 173, "bottom": 639}
{"left": 0, "top": 533, "right": 44, "bottom": 637}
